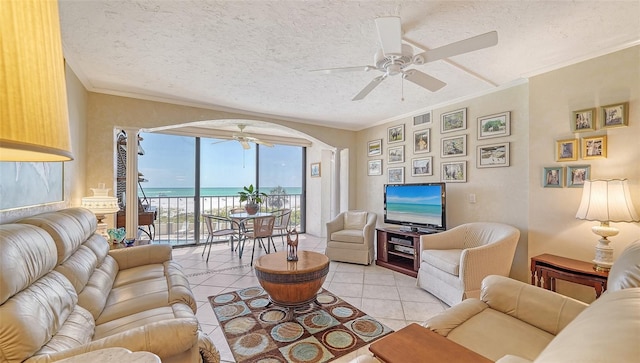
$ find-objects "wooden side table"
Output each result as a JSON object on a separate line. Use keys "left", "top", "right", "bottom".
{"left": 530, "top": 254, "right": 609, "bottom": 298}
{"left": 369, "top": 323, "right": 491, "bottom": 363}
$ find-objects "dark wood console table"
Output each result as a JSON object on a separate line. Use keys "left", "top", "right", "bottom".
{"left": 376, "top": 228, "right": 434, "bottom": 277}
{"left": 530, "top": 253, "right": 609, "bottom": 298}
{"left": 116, "top": 207, "right": 157, "bottom": 240}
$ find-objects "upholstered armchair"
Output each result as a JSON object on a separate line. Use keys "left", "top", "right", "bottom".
{"left": 417, "top": 222, "right": 520, "bottom": 306}
{"left": 325, "top": 210, "right": 377, "bottom": 265}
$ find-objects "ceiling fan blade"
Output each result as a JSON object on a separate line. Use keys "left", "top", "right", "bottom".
{"left": 352, "top": 74, "right": 387, "bottom": 101}
{"left": 375, "top": 16, "right": 402, "bottom": 56}
{"left": 413, "top": 31, "right": 498, "bottom": 64}
{"left": 310, "top": 65, "right": 376, "bottom": 74}
{"left": 211, "top": 140, "right": 231, "bottom": 145}
{"left": 403, "top": 69, "right": 446, "bottom": 92}
{"left": 241, "top": 141, "right": 251, "bottom": 150}
{"left": 254, "top": 139, "right": 273, "bottom": 147}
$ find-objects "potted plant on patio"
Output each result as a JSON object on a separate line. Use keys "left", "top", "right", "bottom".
{"left": 238, "top": 184, "right": 267, "bottom": 215}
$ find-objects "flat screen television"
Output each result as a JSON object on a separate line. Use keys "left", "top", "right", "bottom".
{"left": 384, "top": 182, "right": 446, "bottom": 232}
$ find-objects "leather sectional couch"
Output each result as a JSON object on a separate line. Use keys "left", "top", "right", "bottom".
{"left": 350, "top": 239, "right": 640, "bottom": 362}
{"left": 0, "top": 208, "right": 219, "bottom": 363}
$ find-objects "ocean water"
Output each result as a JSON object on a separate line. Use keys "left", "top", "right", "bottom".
{"left": 141, "top": 187, "right": 302, "bottom": 197}
{"left": 386, "top": 202, "right": 443, "bottom": 225}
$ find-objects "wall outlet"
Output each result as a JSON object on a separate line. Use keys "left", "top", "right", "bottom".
{"left": 468, "top": 193, "right": 477, "bottom": 204}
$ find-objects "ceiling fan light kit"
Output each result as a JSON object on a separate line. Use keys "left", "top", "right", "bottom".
{"left": 313, "top": 16, "right": 498, "bottom": 101}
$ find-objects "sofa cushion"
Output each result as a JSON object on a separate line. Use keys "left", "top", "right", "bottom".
{"left": 331, "top": 229, "right": 365, "bottom": 244}
{"left": 534, "top": 288, "right": 640, "bottom": 362}
{"left": 447, "top": 308, "right": 554, "bottom": 361}
{"left": 422, "top": 249, "right": 462, "bottom": 275}
{"left": 344, "top": 211, "right": 367, "bottom": 230}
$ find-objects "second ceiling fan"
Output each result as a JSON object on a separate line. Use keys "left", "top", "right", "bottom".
{"left": 313, "top": 16, "right": 498, "bottom": 101}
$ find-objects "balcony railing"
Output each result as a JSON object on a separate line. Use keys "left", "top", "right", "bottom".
{"left": 142, "top": 193, "right": 303, "bottom": 246}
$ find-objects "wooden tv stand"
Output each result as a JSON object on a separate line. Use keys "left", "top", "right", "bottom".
{"left": 376, "top": 227, "right": 437, "bottom": 277}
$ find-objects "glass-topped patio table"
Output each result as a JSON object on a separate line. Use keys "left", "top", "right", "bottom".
{"left": 229, "top": 211, "right": 272, "bottom": 258}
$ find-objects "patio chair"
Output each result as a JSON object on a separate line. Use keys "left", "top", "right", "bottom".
{"left": 202, "top": 214, "right": 242, "bottom": 262}
{"left": 242, "top": 215, "right": 276, "bottom": 266}
{"left": 271, "top": 209, "right": 292, "bottom": 245}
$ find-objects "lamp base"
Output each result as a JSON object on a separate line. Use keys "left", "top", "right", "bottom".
{"left": 95, "top": 214, "right": 109, "bottom": 239}
{"left": 591, "top": 223, "right": 617, "bottom": 272}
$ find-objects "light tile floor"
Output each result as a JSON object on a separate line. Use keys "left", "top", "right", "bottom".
{"left": 172, "top": 234, "right": 449, "bottom": 363}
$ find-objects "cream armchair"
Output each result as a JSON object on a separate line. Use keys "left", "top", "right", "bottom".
{"left": 325, "top": 211, "right": 377, "bottom": 265}
{"left": 417, "top": 222, "right": 520, "bottom": 306}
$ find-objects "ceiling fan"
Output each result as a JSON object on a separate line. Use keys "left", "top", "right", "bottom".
{"left": 312, "top": 16, "right": 498, "bottom": 101}
{"left": 213, "top": 124, "right": 273, "bottom": 149}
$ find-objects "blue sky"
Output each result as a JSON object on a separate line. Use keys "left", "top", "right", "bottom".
{"left": 139, "top": 133, "right": 302, "bottom": 188}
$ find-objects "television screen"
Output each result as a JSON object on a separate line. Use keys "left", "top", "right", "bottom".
{"left": 384, "top": 183, "right": 446, "bottom": 231}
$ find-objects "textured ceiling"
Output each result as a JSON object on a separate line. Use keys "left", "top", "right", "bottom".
{"left": 59, "top": 1, "right": 640, "bottom": 131}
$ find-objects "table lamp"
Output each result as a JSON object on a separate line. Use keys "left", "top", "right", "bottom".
{"left": 81, "top": 184, "right": 120, "bottom": 238}
{"left": 575, "top": 179, "right": 639, "bottom": 271}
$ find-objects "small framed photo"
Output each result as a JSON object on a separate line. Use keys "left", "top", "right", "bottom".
{"left": 477, "top": 142, "right": 510, "bottom": 168}
{"left": 441, "top": 108, "right": 467, "bottom": 133}
{"left": 388, "top": 145, "right": 404, "bottom": 164}
{"left": 441, "top": 135, "right": 466, "bottom": 158}
{"left": 368, "top": 139, "right": 382, "bottom": 157}
{"left": 478, "top": 111, "right": 510, "bottom": 139}
{"left": 411, "top": 157, "right": 433, "bottom": 176}
{"left": 388, "top": 124, "right": 405, "bottom": 144}
{"left": 388, "top": 167, "right": 404, "bottom": 183}
{"left": 310, "top": 162, "right": 321, "bottom": 177}
{"left": 414, "top": 111, "right": 432, "bottom": 126}
{"left": 567, "top": 165, "right": 590, "bottom": 188}
{"left": 441, "top": 161, "right": 467, "bottom": 183}
{"left": 556, "top": 139, "right": 578, "bottom": 161}
{"left": 571, "top": 108, "right": 596, "bottom": 132}
{"left": 367, "top": 159, "right": 382, "bottom": 176}
{"left": 543, "top": 166, "right": 564, "bottom": 188}
{"left": 582, "top": 135, "right": 607, "bottom": 159}
{"left": 601, "top": 102, "right": 629, "bottom": 128}
{"left": 413, "top": 129, "right": 430, "bottom": 154}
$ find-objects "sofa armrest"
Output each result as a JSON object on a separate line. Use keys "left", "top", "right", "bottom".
{"left": 198, "top": 331, "right": 221, "bottom": 363}
{"left": 363, "top": 213, "right": 377, "bottom": 243}
{"left": 423, "top": 298, "right": 488, "bottom": 337}
{"left": 108, "top": 244, "right": 172, "bottom": 270}
{"left": 326, "top": 213, "right": 344, "bottom": 238}
{"left": 459, "top": 239, "right": 517, "bottom": 296}
{"left": 481, "top": 275, "right": 588, "bottom": 335}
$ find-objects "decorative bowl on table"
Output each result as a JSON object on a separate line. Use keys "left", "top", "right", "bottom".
{"left": 107, "top": 227, "right": 126, "bottom": 244}
{"left": 124, "top": 238, "right": 136, "bottom": 247}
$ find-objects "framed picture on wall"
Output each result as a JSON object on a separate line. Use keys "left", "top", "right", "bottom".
{"left": 476, "top": 142, "right": 510, "bottom": 168}
{"left": 582, "top": 135, "right": 607, "bottom": 159}
{"left": 388, "top": 167, "right": 404, "bottom": 183}
{"left": 571, "top": 108, "right": 596, "bottom": 132}
{"left": 388, "top": 145, "right": 404, "bottom": 164}
{"left": 310, "top": 162, "right": 321, "bottom": 177}
{"left": 567, "top": 165, "right": 590, "bottom": 188}
{"left": 367, "top": 159, "right": 382, "bottom": 176}
{"left": 411, "top": 157, "right": 433, "bottom": 176}
{"left": 367, "top": 139, "right": 382, "bottom": 156}
{"left": 441, "top": 108, "right": 467, "bottom": 133}
{"left": 441, "top": 161, "right": 466, "bottom": 183}
{"left": 388, "top": 124, "right": 405, "bottom": 143}
{"left": 413, "top": 129, "right": 430, "bottom": 154}
{"left": 477, "top": 111, "right": 510, "bottom": 139}
{"left": 441, "top": 135, "right": 466, "bottom": 158}
{"left": 556, "top": 138, "right": 578, "bottom": 161}
{"left": 601, "top": 102, "right": 629, "bottom": 129}
{"left": 543, "top": 166, "right": 564, "bottom": 188}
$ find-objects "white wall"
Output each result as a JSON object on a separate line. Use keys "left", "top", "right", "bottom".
{"left": 356, "top": 83, "right": 530, "bottom": 280}
{"left": 528, "top": 45, "right": 640, "bottom": 302}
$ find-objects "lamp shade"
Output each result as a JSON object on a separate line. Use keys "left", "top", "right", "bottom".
{"left": 81, "top": 196, "right": 120, "bottom": 215}
{"left": 576, "top": 179, "right": 639, "bottom": 222}
{"left": 0, "top": 0, "right": 73, "bottom": 161}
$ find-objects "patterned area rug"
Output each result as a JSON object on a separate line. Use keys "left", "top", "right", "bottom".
{"left": 209, "top": 286, "right": 393, "bottom": 363}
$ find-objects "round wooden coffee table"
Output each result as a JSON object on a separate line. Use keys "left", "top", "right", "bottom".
{"left": 254, "top": 251, "right": 330, "bottom": 319}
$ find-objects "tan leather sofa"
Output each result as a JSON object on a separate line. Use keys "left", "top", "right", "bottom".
{"left": 0, "top": 208, "right": 220, "bottom": 363}
{"left": 350, "top": 239, "right": 640, "bottom": 363}
{"left": 325, "top": 211, "right": 377, "bottom": 265}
